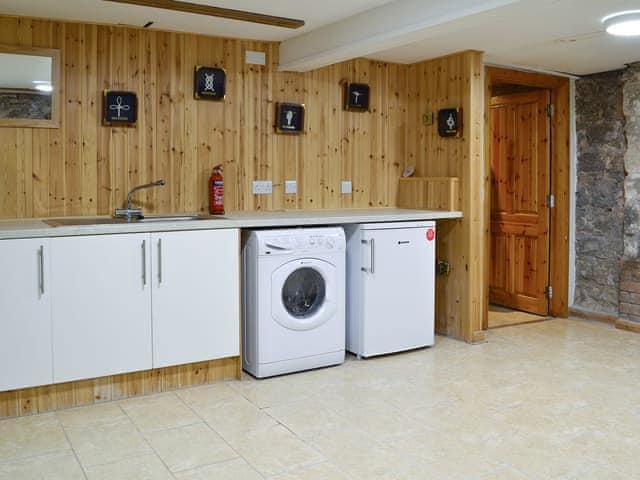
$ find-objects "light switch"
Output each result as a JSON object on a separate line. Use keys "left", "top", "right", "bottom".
{"left": 285, "top": 180, "right": 297, "bottom": 194}
{"left": 341, "top": 181, "right": 352, "bottom": 194}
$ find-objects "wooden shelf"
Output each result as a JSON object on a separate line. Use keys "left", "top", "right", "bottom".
{"left": 397, "top": 177, "right": 460, "bottom": 211}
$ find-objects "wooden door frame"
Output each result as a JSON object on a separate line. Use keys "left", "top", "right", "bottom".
{"left": 484, "top": 66, "right": 570, "bottom": 328}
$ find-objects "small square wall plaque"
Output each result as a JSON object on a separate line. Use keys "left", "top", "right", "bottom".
{"left": 194, "top": 66, "right": 226, "bottom": 100}
{"left": 344, "top": 82, "right": 370, "bottom": 111}
{"left": 438, "top": 108, "right": 462, "bottom": 137}
{"left": 275, "top": 102, "right": 305, "bottom": 134}
{"left": 103, "top": 90, "right": 137, "bottom": 126}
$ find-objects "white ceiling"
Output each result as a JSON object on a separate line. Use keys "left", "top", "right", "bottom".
{"left": 0, "top": 0, "right": 639, "bottom": 75}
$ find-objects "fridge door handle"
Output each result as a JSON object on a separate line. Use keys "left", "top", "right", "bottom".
{"left": 360, "top": 238, "right": 375, "bottom": 274}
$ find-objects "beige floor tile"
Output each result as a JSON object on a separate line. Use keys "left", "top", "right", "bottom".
{"left": 146, "top": 422, "right": 238, "bottom": 472}
{"left": 176, "top": 383, "right": 241, "bottom": 410}
{"left": 263, "top": 399, "right": 347, "bottom": 439}
{"left": 269, "top": 461, "right": 353, "bottom": 480}
{"left": 0, "top": 413, "right": 69, "bottom": 462}
{"left": 174, "top": 458, "right": 263, "bottom": 480}
{"left": 197, "top": 396, "right": 278, "bottom": 437}
{"left": 227, "top": 424, "right": 324, "bottom": 476}
{"left": 227, "top": 376, "right": 312, "bottom": 408}
{"left": 119, "top": 392, "right": 200, "bottom": 432}
{"left": 0, "top": 450, "right": 85, "bottom": 480}
{"left": 56, "top": 402, "right": 127, "bottom": 429}
{"left": 85, "top": 453, "right": 172, "bottom": 480}
{"left": 65, "top": 418, "right": 151, "bottom": 467}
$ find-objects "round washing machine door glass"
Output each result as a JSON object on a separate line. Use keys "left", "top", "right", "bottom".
{"left": 271, "top": 258, "right": 337, "bottom": 331}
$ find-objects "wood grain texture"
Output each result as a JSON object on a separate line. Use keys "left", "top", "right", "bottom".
{"left": 485, "top": 66, "right": 570, "bottom": 319}
{"left": 0, "top": 15, "right": 405, "bottom": 219}
{"left": 0, "top": 356, "right": 239, "bottom": 419}
{"left": 405, "top": 51, "right": 485, "bottom": 342}
{"left": 396, "top": 177, "right": 460, "bottom": 211}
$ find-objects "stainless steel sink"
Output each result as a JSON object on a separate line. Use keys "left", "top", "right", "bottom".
{"left": 44, "top": 214, "right": 223, "bottom": 227}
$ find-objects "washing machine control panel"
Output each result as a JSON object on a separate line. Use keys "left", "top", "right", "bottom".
{"left": 257, "top": 228, "right": 345, "bottom": 255}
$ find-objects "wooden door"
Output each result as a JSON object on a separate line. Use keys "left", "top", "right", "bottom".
{"left": 151, "top": 229, "right": 240, "bottom": 368}
{"left": 489, "top": 90, "right": 551, "bottom": 315}
{"left": 51, "top": 233, "right": 152, "bottom": 383}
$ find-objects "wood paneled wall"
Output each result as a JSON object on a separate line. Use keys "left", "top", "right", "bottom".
{"left": 0, "top": 15, "right": 406, "bottom": 219}
{"left": 405, "top": 51, "right": 485, "bottom": 342}
{"left": 0, "top": 14, "right": 486, "bottom": 346}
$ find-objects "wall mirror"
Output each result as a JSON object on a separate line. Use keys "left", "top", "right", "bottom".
{"left": 0, "top": 45, "right": 60, "bottom": 128}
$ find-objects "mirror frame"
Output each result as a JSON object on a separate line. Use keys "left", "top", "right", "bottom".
{"left": 0, "top": 44, "right": 61, "bottom": 129}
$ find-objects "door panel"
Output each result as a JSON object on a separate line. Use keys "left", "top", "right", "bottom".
{"left": 51, "top": 234, "right": 152, "bottom": 383}
{"left": 489, "top": 90, "right": 550, "bottom": 315}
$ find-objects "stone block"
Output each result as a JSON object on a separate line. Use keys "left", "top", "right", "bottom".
{"left": 619, "top": 302, "right": 640, "bottom": 316}
{"left": 619, "top": 290, "right": 640, "bottom": 305}
{"left": 620, "top": 280, "right": 640, "bottom": 293}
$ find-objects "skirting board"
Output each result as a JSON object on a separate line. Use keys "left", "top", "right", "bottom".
{"left": 615, "top": 318, "right": 640, "bottom": 334}
{"left": 0, "top": 356, "right": 240, "bottom": 420}
{"left": 569, "top": 307, "right": 617, "bottom": 324}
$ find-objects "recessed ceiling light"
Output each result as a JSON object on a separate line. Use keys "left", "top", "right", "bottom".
{"left": 602, "top": 11, "right": 640, "bottom": 36}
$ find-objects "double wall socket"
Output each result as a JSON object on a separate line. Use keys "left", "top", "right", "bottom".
{"left": 252, "top": 180, "right": 273, "bottom": 195}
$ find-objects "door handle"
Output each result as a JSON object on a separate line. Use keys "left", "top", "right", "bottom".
{"left": 38, "top": 245, "right": 45, "bottom": 295}
{"left": 157, "top": 238, "right": 163, "bottom": 284}
{"left": 141, "top": 240, "right": 147, "bottom": 287}
{"left": 360, "top": 239, "right": 375, "bottom": 274}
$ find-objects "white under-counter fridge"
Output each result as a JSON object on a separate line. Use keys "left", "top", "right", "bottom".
{"left": 343, "top": 221, "right": 436, "bottom": 357}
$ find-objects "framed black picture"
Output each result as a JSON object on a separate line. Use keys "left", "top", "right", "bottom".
{"left": 103, "top": 90, "right": 137, "bottom": 126}
{"left": 438, "top": 108, "right": 462, "bottom": 137}
{"left": 344, "top": 82, "right": 370, "bottom": 111}
{"left": 194, "top": 66, "right": 226, "bottom": 100}
{"left": 275, "top": 102, "right": 305, "bottom": 134}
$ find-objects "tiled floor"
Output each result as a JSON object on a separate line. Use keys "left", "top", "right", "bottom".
{"left": 1, "top": 318, "right": 639, "bottom": 479}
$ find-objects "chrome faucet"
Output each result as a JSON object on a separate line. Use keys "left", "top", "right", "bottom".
{"left": 114, "top": 180, "right": 166, "bottom": 221}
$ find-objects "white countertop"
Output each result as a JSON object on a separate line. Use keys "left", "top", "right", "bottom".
{"left": 0, "top": 208, "right": 462, "bottom": 240}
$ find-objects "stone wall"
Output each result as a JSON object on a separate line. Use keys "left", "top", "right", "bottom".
{"left": 574, "top": 70, "right": 625, "bottom": 314}
{"left": 619, "top": 63, "right": 640, "bottom": 323}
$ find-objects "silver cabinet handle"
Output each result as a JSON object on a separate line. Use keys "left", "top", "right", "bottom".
{"left": 157, "top": 238, "right": 162, "bottom": 284}
{"left": 370, "top": 238, "right": 375, "bottom": 274}
{"left": 360, "top": 239, "right": 375, "bottom": 274}
{"left": 142, "top": 240, "right": 147, "bottom": 286}
{"left": 38, "top": 245, "right": 45, "bottom": 295}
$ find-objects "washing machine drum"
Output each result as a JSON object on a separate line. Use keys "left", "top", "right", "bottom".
{"left": 271, "top": 258, "right": 337, "bottom": 331}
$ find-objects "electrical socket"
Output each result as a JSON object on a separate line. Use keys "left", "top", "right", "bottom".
{"left": 341, "top": 180, "right": 352, "bottom": 194}
{"left": 252, "top": 180, "right": 273, "bottom": 195}
{"left": 285, "top": 180, "right": 297, "bottom": 194}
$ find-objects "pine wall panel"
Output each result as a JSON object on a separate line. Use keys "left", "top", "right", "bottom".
{"left": 0, "top": 16, "right": 409, "bottom": 219}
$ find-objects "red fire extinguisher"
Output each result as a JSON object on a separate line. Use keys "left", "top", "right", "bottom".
{"left": 209, "top": 164, "right": 224, "bottom": 215}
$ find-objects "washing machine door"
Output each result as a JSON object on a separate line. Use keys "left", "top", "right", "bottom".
{"left": 272, "top": 258, "right": 337, "bottom": 331}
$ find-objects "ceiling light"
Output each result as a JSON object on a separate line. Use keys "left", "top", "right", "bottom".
{"left": 602, "top": 11, "right": 640, "bottom": 36}
{"left": 34, "top": 84, "right": 53, "bottom": 92}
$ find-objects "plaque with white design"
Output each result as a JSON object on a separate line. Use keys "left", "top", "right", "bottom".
{"left": 438, "top": 108, "right": 462, "bottom": 137}
{"left": 194, "top": 66, "right": 226, "bottom": 100}
{"left": 103, "top": 91, "right": 137, "bottom": 126}
{"left": 344, "top": 82, "right": 370, "bottom": 111}
{"left": 275, "top": 103, "right": 305, "bottom": 134}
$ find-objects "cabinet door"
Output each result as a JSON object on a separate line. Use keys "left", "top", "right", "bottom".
{"left": 151, "top": 229, "right": 239, "bottom": 368}
{"left": 51, "top": 234, "right": 152, "bottom": 383}
{"left": 0, "top": 239, "right": 52, "bottom": 391}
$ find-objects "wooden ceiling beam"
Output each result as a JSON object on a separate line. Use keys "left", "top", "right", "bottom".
{"left": 103, "top": 0, "right": 305, "bottom": 29}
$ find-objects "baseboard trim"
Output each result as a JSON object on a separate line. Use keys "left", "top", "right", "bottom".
{"left": 615, "top": 318, "right": 640, "bottom": 334}
{"left": 0, "top": 356, "right": 241, "bottom": 420}
{"left": 569, "top": 307, "right": 617, "bottom": 324}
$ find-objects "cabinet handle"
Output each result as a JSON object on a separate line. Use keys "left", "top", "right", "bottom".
{"left": 158, "top": 238, "right": 162, "bottom": 284}
{"left": 360, "top": 239, "right": 375, "bottom": 274}
{"left": 38, "top": 245, "right": 45, "bottom": 295}
{"left": 142, "top": 240, "right": 147, "bottom": 287}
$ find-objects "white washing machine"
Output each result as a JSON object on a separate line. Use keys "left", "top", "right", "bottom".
{"left": 242, "top": 227, "right": 346, "bottom": 378}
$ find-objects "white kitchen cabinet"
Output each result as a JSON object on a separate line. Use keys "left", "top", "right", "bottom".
{"left": 151, "top": 229, "right": 240, "bottom": 368}
{"left": 0, "top": 239, "right": 52, "bottom": 391}
{"left": 51, "top": 233, "right": 152, "bottom": 383}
